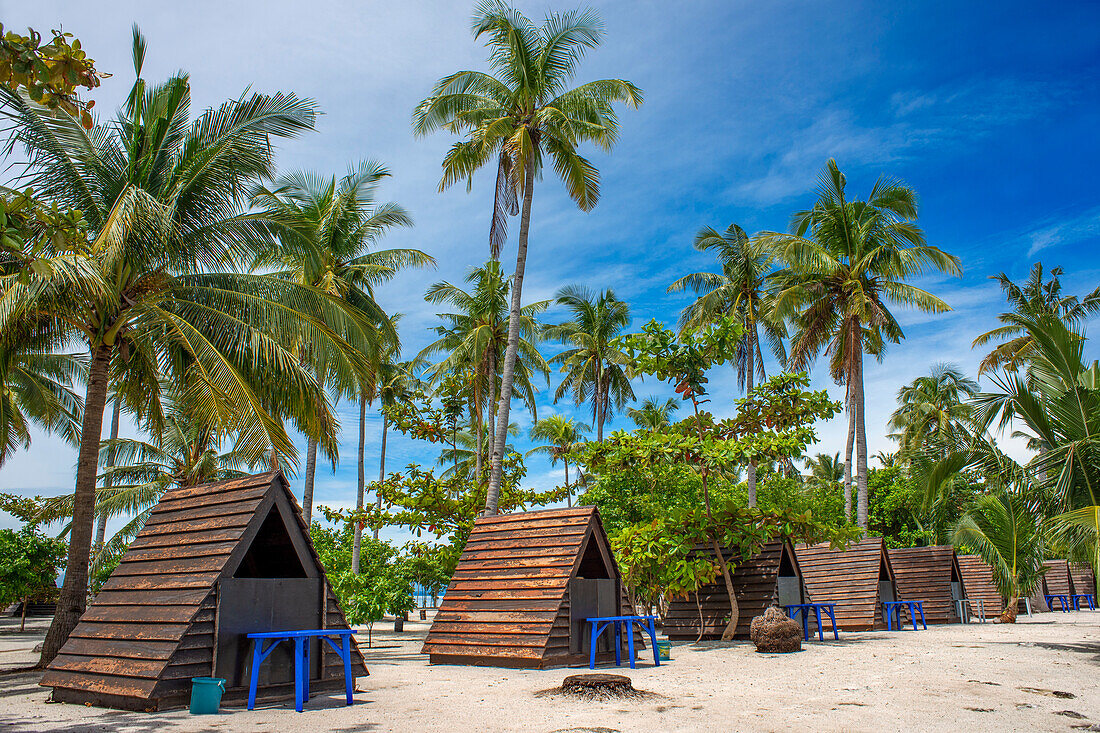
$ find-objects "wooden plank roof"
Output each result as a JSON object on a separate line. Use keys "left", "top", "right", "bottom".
{"left": 421, "top": 505, "right": 618, "bottom": 666}
{"left": 1070, "top": 562, "right": 1096, "bottom": 596}
{"left": 887, "top": 546, "right": 963, "bottom": 624}
{"left": 41, "top": 471, "right": 365, "bottom": 706}
{"left": 956, "top": 554, "right": 1005, "bottom": 617}
{"left": 663, "top": 539, "right": 805, "bottom": 641}
{"left": 796, "top": 537, "right": 897, "bottom": 631}
{"left": 1043, "top": 559, "right": 1075, "bottom": 596}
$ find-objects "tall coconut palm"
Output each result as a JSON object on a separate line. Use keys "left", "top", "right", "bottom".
{"left": 668, "top": 223, "right": 788, "bottom": 506}
{"left": 0, "top": 30, "right": 376, "bottom": 663}
{"left": 952, "top": 491, "right": 1047, "bottom": 623}
{"left": 413, "top": 1, "right": 642, "bottom": 513}
{"left": 764, "top": 159, "right": 961, "bottom": 528}
{"left": 526, "top": 415, "right": 589, "bottom": 506}
{"left": 888, "top": 363, "right": 978, "bottom": 459}
{"left": 419, "top": 260, "right": 549, "bottom": 479}
{"left": 0, "top": 340, "right": 84, "bottom": 466}
{"left": 803, "top": 452, "right": 843, "bottom": 487}
{"left": 627, "top": 396, "right": 679, "bottom": 431}
{"left": 546, "top": 285, "right": 634, "bottom": 441}
{"left": 973, "top": 263, "right": 1100, "bottom": 375}
{"left": 439, "top": 421, "right": 520, "bottom": 480}
{"left": 248, "top": 160, "right": 431, "bottom": 523}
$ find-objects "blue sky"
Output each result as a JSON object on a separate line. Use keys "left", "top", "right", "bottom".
{"left": 2, "top": 0, "right": 1099, "bottom": 535}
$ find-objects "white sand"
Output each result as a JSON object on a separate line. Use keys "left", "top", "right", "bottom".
{"left": 1, "top": 612, "right": 1098, "bottom": 732}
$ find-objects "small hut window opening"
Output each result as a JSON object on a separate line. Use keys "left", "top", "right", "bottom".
{"left": 576, "top": 538, "right": 612, "bottom": 579}
{"left": 233, "top": 506, "right": 308, "bottom": 578}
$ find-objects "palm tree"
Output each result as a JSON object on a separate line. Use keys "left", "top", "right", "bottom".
{"left": 0, "top": 340, "right": 84, "bottom": 466}
{"left": 803, "top": 452, "right": 843, "bottom": 487}
{"left": 413, "top": 1, "right": 642, "bottom": 514}
{"left": 419, "top": 260, "right": 549, "bottom": 479}
{"left": 248, "top": 160, "right": 431, "bottom": 523}
{"left": 0, "top": 30, "right": 375, "bottom": 663}
{"left": 668, "top": 223, "right": 787, "bottom": 506}
{"left": 439, "top": 421, "right": 520, "bottom": 480}
{"left": 888, "top": 363, "right": 978, "bottom": 459}
{"left": 764, "top": 159, "right": 961, "bottom": 528}
{"left": 546, "top": 285, "right": 634, "bottom": 441}
{"left": 627, "top": 396, "right": 679, "bottom": 431}
{"left": 526, "top": 415, "right": 590, "bottom": 506}
{"left": 973, "top": 263, "right": 1100, "bottom": 375}
{"left": 952, "top": 491, "right": 1047, "bottom": 623}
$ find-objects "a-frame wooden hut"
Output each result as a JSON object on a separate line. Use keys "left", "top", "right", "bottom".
{"left": 1070, "top": 562, "right": 1096, "bottom": 597}
{"left": 956, "top": 554, "right": 1005, "bottom": 618}
{"left": 795, "top": 538, "right": 899, "bottom": 631}
{"left": 1043, "top": 559, "right": 1076, "bottom": 598}
{"left": 662, "top": 539, "right": 807, "bottom": 641}
{"left": 887, "top": 546, "right": 966, "bottom": 624}
{"left": 40, "top": 472, "right": 367, "bottom": 711}
{"left": 422, "top": 506, "right": 640, "bottom": 668}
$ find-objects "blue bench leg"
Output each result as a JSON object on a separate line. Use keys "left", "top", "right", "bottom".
{"left": 294, "top": 637, "right": 304, "bottom": 713}
{"left": 800, "top": 609, "right": 810, "bottom": 641}
{"left": 247, "top": 640, "right": 261, "bottom": 710}
{"left": 648, "top": 619, "right": 660, "bottom": 667}
{"left": 627, "top": 621, "right": 636, "bottom": 670}
{"left": 614, "top": 622, "right": 621, "bottom": 666}
{"left": 918, "top": 604, "right": 927, "bottom": 630}
{"left": 814, "top": 607, "right": 824, "bottom": 642}
{"left": 589, "top": 621, "right": 597, "bottom": 670}
{"left": 303, "top": 639, "right": 310, "bottom": 702}
{"left": 342, "top": 635, "right": 353, "bottom": 705}
{"left": 827, "top": 608, "right": 839, "bottom": 640}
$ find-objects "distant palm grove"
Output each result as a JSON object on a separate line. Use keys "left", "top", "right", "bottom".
{"left": 2, "top": 2, "right": 1098, "bottom": 665}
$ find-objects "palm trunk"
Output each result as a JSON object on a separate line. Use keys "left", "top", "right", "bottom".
{"left": 486, "top": 155, "right": 535, "bottom": 514}
{"left": 302, "top": 435, "right": 318, "bottom": 525}
{"left": 1000, "top": 595, "right": 1019, "bottom": 623}
{"left": 40, "top": 343, "right": 112, "bottom": 667}
{"left": 484, "top": 349, "right": 496, "bottom": 481}
{"left": 745, "top": 331, "right": 757, "bottom": 508}
{"left": 854, "top": 352, "right": 869, "bottom": 529}
{"left": 92, "top": 395, "right": 122, "bottom": 566}
{"left": 595, "top": 364, "right": 605, "bottom": 442}
{"left": 844, "top": 392, "right": 854, "bottom": 522}
{"left": 374, "top": 414, "right": 388, "bottom": 541}
{"left": 564, "top": 458, "right": 571, "bottom": 508}
{"left": 474, "top": 394, "right": 483, "bottom": 481}
{"left": 352, "top": 395, "right": 367, "bottom": 574}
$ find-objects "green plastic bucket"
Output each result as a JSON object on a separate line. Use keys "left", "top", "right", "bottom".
{"left": 656, "top": 640, "right": 672, "bottom": 661}
{"left": 189, "top": 677, "right": 226, "bottom": 715}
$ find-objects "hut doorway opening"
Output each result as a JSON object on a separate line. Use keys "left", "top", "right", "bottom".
{"left": 569, "top": 535, "right": 620, "bottom": 656}
{"left": 878, "top": 555, "right": 897, "bottom": 604}
{"left": 776, "top": 547, "right": 803, "bottom": 608}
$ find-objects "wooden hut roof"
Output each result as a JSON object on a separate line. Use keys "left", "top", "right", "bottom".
{"left": 1070, "top": 563, "right": 1096, "bottom": 597}
{"left": 956, "top": 554, "right": 1005, "bottom": 618}
{"left": 887, "top": 546, "right": 964, "bottom": 624}
{"left": 40, "top": 471, "right": 365, "bottom": 709}
{"left": 1043, "top": 559, "right": 1075, "bottom": 596}
{"left": 422, "top": 505, "right": 631, "bottom": 668}
{"left": 796, "top": 537, "right": 897, "bottom": 631}
{"left": 663, "top": 539, "right": 806, "bottom": 641}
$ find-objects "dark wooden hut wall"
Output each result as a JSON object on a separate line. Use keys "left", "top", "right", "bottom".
{"left": 1043, "top": 560, "right": 1075, "bottom": 597}
{"left": 422, "top": 506, "right": 639, "bottom": 668}
{"left": 887, "top": 546, "right": 965, "bottom": 624}
{"left": 41, "top": 472, "right": 366, "bottom": 711}
{"left": 662, "top": 540, "right": 806, "bottom": 641}
{"left": 956, "top": 554, "right": 1004, "bottom": 618}
{"left": 795, "top": 538, "right": 898, "bottom": 631}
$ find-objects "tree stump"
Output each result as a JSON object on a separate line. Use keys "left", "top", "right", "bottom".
{"left": 560, "top": 674, "right": 637, "bottom": 700}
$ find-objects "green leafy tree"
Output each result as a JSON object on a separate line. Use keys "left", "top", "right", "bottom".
{"left": 803, "top": 452, "right": 842, "bottom": 487}
{"left": 413, "top": 1, "right": 642, "bottom": 513}
{"left": 546, "top": 286, "right": 634, "bottom": 441}
{"left": 1, "top": 30, "right": 373, "bottom": 663}
{"left": 0, "top": 526, "right": 66, "bottom": 631}
{"left": 0, "top": 24, "right": 103, "bottom": 127}
{"left": 248, "top": 160, "right": 431, "bottom": 523}
{"left": 526, "top": 415, "right": 590, "bottom": 506}
{"left": 764, "top": 159, "right": 961, "bottom": 527}
{"left": 668, "top": 223, "right": 788, "bottom": 506}
{"left": 952, "top": 491, "right": 1047, "bottom": 623}
{"left": 973, "top": 262, "right": 1100, "bottom": 375}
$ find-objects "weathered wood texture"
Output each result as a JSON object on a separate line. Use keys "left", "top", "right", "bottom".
{"left": 1043, "top": 559, "right": 1075, "bottom": 597}
{"left": 422, "top": 506, "right": 639, "bottom": 668}
{"left": 662, "top": 540, "right": 807, "bottom": 641}
{"left": 1069, "top": 563, "right": 1096, "bottom": 597}
{"left": 956, "top": 554, "right": 1005, "bottom": 618}
{"left": 887, "top": 546, "right": 965, "bottom": 624}
{"left": 40, "top": 471, "right": 366, "bottom": 711}
{"left": 795, "top": 538, "right": 898, "bottom": 631}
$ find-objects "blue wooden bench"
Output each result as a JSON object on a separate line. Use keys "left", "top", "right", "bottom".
{"left": 783, "top": 603, "right": 839, "bottom": 641}
{"left": 883, "top": 600, "right": 926, "bottom": 631}
{"left": 246, "top": 629, "right": 357, "bottom": 713}
{"left": 1072, "top": 593, "right": 1096, "bottom": 610}
{"left": 1046, "top": 594, "right": 1072, "bottom": 612}
{"left": 586, "top": 615, "right": 660, "bottom": 670}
